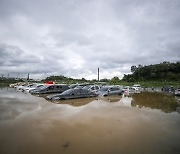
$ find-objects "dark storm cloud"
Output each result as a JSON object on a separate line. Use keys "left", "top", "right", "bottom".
{"left": 0, "top": 43, "right": 39, "bottom": 66}
{"left": 0, "top": 0, "right": 180, "bottom": 79}
{"left": 0, "top": 43, "right": 68, "bottom": 77}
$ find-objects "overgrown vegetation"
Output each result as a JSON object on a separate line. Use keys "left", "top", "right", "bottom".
{"left": 122, "top": 61, "right": 180, "bottom": 82}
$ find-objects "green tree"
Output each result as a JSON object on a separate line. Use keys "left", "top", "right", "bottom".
{"left": 131, "top": 65, "right": 137, "bottom": 73}
{"left": 110, "top": 76, "right": 120, "bottom": 84}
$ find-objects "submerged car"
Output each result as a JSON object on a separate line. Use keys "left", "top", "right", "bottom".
{"left": 132, "top": 84, "right": 142, "bottom": 92}
{"left": 96, "top": 86, "right": 123, "bottom": 96}
{"left": 175, "top": 87, "right": 180, "bottom": 96}
{"left": 16, "top": 83, "right": 28, "bottom": 91}
{"left": 20, "top": 83, "right": 40, "bottom": 92}
{"left": 30, "top": 84, "right": 70, "bottom": 94}
{"left": 47, "top": 88, "right": 98, "bottom": 100}
{"left": 73, "top": 83, "right": 94, "bottom": 89}
{"left": 82, "top": 85, "right": 101, "bottom": 92}
{"left": 123, "top": 86, "right": 136, "bottom": 96}
{"left": 24, "top": 84, "right": 45, "bottom": 93}
{"left": 162, "top": 86, "right": 174, "bottom": 92}
{"left": 69, "top": 83, "right": 94, "bottom": 89}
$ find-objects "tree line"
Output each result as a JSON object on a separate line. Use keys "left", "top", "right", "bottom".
{"left": 44, "top": 75, "right": 90, "bottom": 84}
{"left": 43, "top": 61, "right": 180, "bottom": 84}
{"left": 122, "top": 61, "right": 180, "bottom": 82}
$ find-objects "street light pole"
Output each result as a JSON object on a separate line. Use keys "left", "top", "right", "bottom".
{"left": 98, "top": 68, "right": 99, "bottom": 81}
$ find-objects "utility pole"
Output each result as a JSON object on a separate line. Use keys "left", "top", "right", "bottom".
{"left": 98, "top": 68, "right": 99, "bottom": 81}
{"left": 27, "top": 73, "right": 29, "bottom": 81}
{"left": 17, "top": 73, "right": 19, "bottom": 79}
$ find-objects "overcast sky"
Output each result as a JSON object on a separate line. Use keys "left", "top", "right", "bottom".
{"left": 0, "top": 0, "right": 180, "bottom": 80}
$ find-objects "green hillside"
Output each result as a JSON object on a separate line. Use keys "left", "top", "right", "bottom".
{"left": 122, "top": 61, "right": 180, "bottom": 82}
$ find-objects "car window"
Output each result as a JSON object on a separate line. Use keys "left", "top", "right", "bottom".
{"left": 70, "top": 89, "right": 79, "bottom": 95}
{"left": 48, "top": 86, "right": 54, "bottom": 90}
{"left": 82, "top": 85, "right": 91, "bottom": 90}
{"left": 100, "top": 87, "right": 108, "bottom": 91}
{"left": 91, "top": 87, "right": 95, "bottom": 90}
{"left": 61, "top": 89, "right": 73, "bottom": 95}
{"left": 95, "top": 86, "right": 99, "bottom": 90}
{"left": 110, "top": 87, "right": 120, "bottom": 91}
{"left": 80, "top": 89, "right": 88, "bottom": 94}
{"left": 37, "top": 85, "right": 44, "bottom": 88}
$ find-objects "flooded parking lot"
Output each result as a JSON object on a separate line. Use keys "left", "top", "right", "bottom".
{"left": 0, "top": 88, "right": 180, "bottom": 154}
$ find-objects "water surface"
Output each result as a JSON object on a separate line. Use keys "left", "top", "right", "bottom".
{"left": 0, "top": 88, "right": 180, "bottom": 154}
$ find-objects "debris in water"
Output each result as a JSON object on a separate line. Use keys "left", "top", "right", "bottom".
{"left": 62, "top": 142, "right": 69, "bottom": 150}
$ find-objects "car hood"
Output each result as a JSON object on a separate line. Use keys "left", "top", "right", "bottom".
{"left": 96, "top": 91, "right": 107, "bottom": 95}
{"left": 47, "top": 93, "right": 63, "bottom": 99}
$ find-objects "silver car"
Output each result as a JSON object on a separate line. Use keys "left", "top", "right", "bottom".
{"left": 96, "top": 86, "right": 123, "bottom": 96}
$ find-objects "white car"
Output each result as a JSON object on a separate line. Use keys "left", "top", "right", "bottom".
{"left": 123, "top": 86, "right": 136, "bottom": 96}
{"left": 132, "top": 84, "right": 142, "bottom": 92}
{"left": 175, "top": 88, "right": 180, "bottom": 96}
{"left": 24, "top": 84, "right": 45, "bottom": 93}
{"left": 20, "top": 84, "right": 36, "bottom": 92}
{"left": 16, "top": 83, "right": 28, "bottom": 91}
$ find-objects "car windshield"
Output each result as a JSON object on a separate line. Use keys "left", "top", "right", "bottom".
{"left": 99, "top": 87, "right": 109, "bottom": 91}
{"left": 123, "top": 87, "right": 128, "bottom": 89}
{"left": 39, "top": 85, "right": 47, "bottom": 89}
{"left": 69, "top": 84, "right": 77, "bottom": 89}
{"left": 61, "top": 89, "right": 74, "bottom": 95}
{"left": 82, "top": 85, "right": 91, "bottom": 89}
{"left": 21, "top": 84, "right": 28, "bottom": 87}
{"left": 37, "top": 85, "right": 44, "bottom": 88}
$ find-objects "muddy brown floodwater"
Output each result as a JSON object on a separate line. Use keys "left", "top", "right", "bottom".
{"left": 0, "top": 88, "right": 180, "bottom": 154}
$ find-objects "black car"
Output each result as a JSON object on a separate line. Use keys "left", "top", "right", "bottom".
{"left": 162, "top": 86, "right": 174, "bottom": 92}
{"left": 47, "top": 88, "right": 98, "bottom": 100}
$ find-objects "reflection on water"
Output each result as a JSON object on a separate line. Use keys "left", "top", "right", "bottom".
{"left": 131, "top": 92, "right": 178, "bottom": 113}
{"left": 98, "top": 95, "right": 122, "bottom": 103}
{"left": 41, "top": 94, "right": 122, "bottom": 107}
{"left": 52, "top": 97, "right": 97, "bottom": 107}
{"left": 0, "top": 88, "right": 180, "bottom": 154}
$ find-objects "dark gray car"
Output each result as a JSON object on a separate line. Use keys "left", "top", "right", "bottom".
{"left": 96, "top": 86, "right": 123, "bottom": 96}
{"left": 47, "top": 88, "right": 98, "bottom": 100}
{"left": 30, "top": 84, "right": 70, "bottom": 94}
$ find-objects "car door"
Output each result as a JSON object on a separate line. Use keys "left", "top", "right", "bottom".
{"left": 69, "top": 89, "right": 80, "bottom": 99}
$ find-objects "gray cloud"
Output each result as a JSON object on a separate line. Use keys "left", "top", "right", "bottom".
{"left": 0, "top": 0, "right": 180, "bottom": 79}
{"left": 0, "top": 44, "right": 39, "bottom": 66}
{"left": 50, "top": 31, "right": 92, "bottom": 47}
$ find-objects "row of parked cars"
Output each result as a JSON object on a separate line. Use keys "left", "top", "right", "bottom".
{"left": 13, "top": 82, "right": 143, "bottom": 100}
{"left": 14, "top": 82, "right": 180, "bottom": 101}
